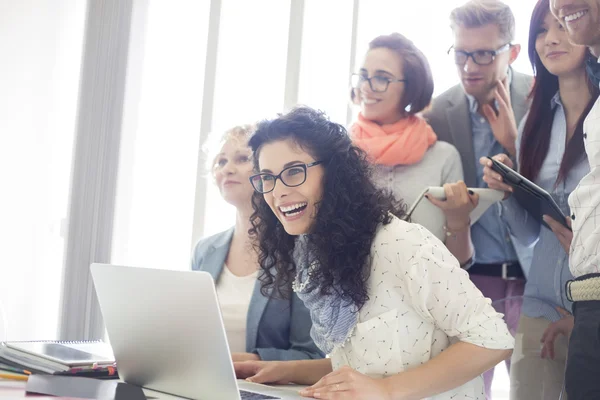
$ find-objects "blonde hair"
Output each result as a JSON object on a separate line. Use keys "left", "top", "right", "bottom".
{"left": 201, "top": 124, "right": 256, "bottom": 176}
{"left": 450, "top": 0, "right": 516, "bottom": 43}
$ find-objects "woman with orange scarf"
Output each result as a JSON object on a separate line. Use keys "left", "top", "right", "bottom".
{"left": 350, "top": 33, "right": 474, "bottom": 265}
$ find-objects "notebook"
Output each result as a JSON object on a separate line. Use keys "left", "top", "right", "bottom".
{"left": 0, "top": 340, "right": 115, "bottom": 375}
{"left": 403, "top": 186, "right": 504, "bottom": 240}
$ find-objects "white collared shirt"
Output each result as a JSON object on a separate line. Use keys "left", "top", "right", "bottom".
{"left": 329, "top": 217, "right": 514, "bottom": 399}
{"left": 567, "top": 58, "right": 600, "bottom": 278}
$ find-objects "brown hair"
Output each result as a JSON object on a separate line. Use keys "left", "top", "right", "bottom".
{"left": 450, "top": 0, "right": 516, "bottom": 43}
{"left": 351, "top": 33, "right": 434, "bottom": 115}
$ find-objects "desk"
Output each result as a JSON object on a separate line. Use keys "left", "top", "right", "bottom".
{"left": 0, "top": 379, "right": 304, "bottom": 399}
{"left": 0, "top": 379, "right": 182, "bottom": 399}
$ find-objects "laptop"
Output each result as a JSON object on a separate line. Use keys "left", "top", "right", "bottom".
{"left": 90, "top": 263, "right": 305, "bottom": 400}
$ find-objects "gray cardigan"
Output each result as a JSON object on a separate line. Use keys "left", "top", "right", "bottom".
{"left": 191, "top": 228, "right": 324, "bottom": 361}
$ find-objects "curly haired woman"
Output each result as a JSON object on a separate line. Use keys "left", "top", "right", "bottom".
{"left": 235, "top": 107, "right": 513, "bottom": 399}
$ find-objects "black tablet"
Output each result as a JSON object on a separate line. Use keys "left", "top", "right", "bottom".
{"left": 487, "top": 157, "right": 571, "bottom": 231}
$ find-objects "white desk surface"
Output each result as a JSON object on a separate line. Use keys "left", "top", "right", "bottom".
{"left": 0, "top": 379, "right": 304, "bottom": 399}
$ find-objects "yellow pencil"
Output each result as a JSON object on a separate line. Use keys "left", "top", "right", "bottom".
{"left": 0, "top": 372, "right": 29, "bottom": 381}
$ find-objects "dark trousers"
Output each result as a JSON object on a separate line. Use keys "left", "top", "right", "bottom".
{"left": 565, "top": 300, "right": 600, "bottom": 400}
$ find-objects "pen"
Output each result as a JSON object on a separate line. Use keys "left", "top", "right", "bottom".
{"left": 0, "top": 372, "right": 29, "bottom": 381}
{"left": 0, "top": 364, "right": 31, "bottom": 375}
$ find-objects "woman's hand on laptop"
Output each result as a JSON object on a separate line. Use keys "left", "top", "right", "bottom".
{"left": 299, "top": 366, "right": 392, "bottom": 400}
{"left": 480, "top": 154, "right": 513, "bottom": 199}
{"left": 232, "top": 352, "right": 260, "bottom": 362}
{"left": 234, "top": 360, "right": 291, "bottom": 384}
{"left": 235, "top": 359, "right": 333, "bottom": 386}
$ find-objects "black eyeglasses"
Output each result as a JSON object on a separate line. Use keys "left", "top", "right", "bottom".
{"left": 448, "top": 43, "right": 511, "bottom": 66}
{"left": 350, "top": 73, "right": 407, "bottom": 93}
{"left": 249, "top": 161, "right": 323, "bottom": 194}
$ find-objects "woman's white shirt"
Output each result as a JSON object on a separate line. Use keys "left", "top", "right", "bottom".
{"left": 215, "top": 265, "right": 257, "bottom": 353}
{"left": 330, "top": 217, "right": 514, "bottom": 399}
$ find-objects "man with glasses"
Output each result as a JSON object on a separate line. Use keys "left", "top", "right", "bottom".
{"left": 424, "top": 1, "right": 533, "bottom": 398}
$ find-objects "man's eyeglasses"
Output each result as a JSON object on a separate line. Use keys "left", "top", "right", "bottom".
{"left": 249, "top": 161, "right": 323, "bottom": 194}
{"left": 448, "top": 43, "right": 512, "bottom": 66}
{"left": 350, "top": 73, "right": 407, "bottom": 93}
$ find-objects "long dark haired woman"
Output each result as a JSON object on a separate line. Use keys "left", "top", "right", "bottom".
{"left": 481, "top": 0, "right": 599, "bottom": 398}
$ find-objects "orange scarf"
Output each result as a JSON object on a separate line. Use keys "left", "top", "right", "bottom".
{"left": 350, "top": 113, "right": 438, "bottom": 166}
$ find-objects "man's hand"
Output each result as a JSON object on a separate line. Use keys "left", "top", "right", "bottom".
{"left": 482, "top": 78, "right": 518, "bottom": 157}
{"left": 542, "top": 215, "right": 573, "bottom": 254}
{"left": 541, "top": 308, "right": 574, "bottom": 360}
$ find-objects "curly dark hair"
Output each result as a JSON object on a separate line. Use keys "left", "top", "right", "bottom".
{"left": 248, "top": 107, "right": 405, "bottom": 310}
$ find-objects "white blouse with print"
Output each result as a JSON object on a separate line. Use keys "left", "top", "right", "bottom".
{"left": 329, "top": 217, "right": 514, "bottom": 399}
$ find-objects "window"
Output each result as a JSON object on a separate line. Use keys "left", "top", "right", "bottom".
{"left": 202, "top": 0, "right": 292, "bottom": 238}
{"left": 111, "top": 1, "right": 210, "bottom": 271}
{"left": 297, "top": 0, "right": 355, "bottom": 125}
{"left": 0, "top": 0, "right": 86, "bottom": 340}
{"left": 504, "top": 0, "right": 537, "bottom": 75}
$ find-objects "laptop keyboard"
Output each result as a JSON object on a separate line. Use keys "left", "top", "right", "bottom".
{"left": 240, "top": 389, "right": 280, "bottom": 400}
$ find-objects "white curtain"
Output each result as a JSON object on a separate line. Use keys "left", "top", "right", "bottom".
{"left": 0, "top": 0, "right": 86, "bottom": 341}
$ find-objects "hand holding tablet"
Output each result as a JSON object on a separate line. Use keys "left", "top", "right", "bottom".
{"left": 485, "top": 156, "right": 571, "bottom": 231}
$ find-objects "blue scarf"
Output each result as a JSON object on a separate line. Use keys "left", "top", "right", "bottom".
{"left": 292, "top": 236, "right": 359, "bottom": 354}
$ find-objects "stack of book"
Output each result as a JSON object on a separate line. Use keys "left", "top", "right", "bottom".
{"left": 0, "top": 340, "right": 117, "bottom": 379}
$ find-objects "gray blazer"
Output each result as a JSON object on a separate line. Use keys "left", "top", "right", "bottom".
{"left": 425, "top": 69, "right": 533, "bottom": 187}
{"left": 424, "top": 69, "right": 534, "bottom": 272}
{"left": 191, "top": 228, "right": 324, "bottom": 361}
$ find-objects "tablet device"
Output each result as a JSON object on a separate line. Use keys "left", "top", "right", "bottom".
{"left": 487, "top": 156, "right": 570, "bottom": 231}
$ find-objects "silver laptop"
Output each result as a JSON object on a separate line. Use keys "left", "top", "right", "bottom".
{"left": 91, "top": 263, "right": 304, "bottom": 400}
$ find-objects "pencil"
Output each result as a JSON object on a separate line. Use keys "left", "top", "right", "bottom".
{"left": 0, "top": 372, "right": 29, "bottom": 381}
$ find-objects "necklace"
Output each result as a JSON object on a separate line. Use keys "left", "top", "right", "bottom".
{"left": 292, "top": 261, "right": 317, "bottom": 293}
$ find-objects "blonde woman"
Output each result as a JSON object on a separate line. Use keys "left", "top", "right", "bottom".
{"left": 191, "top": 125, "right": 323, "bottom": 362}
